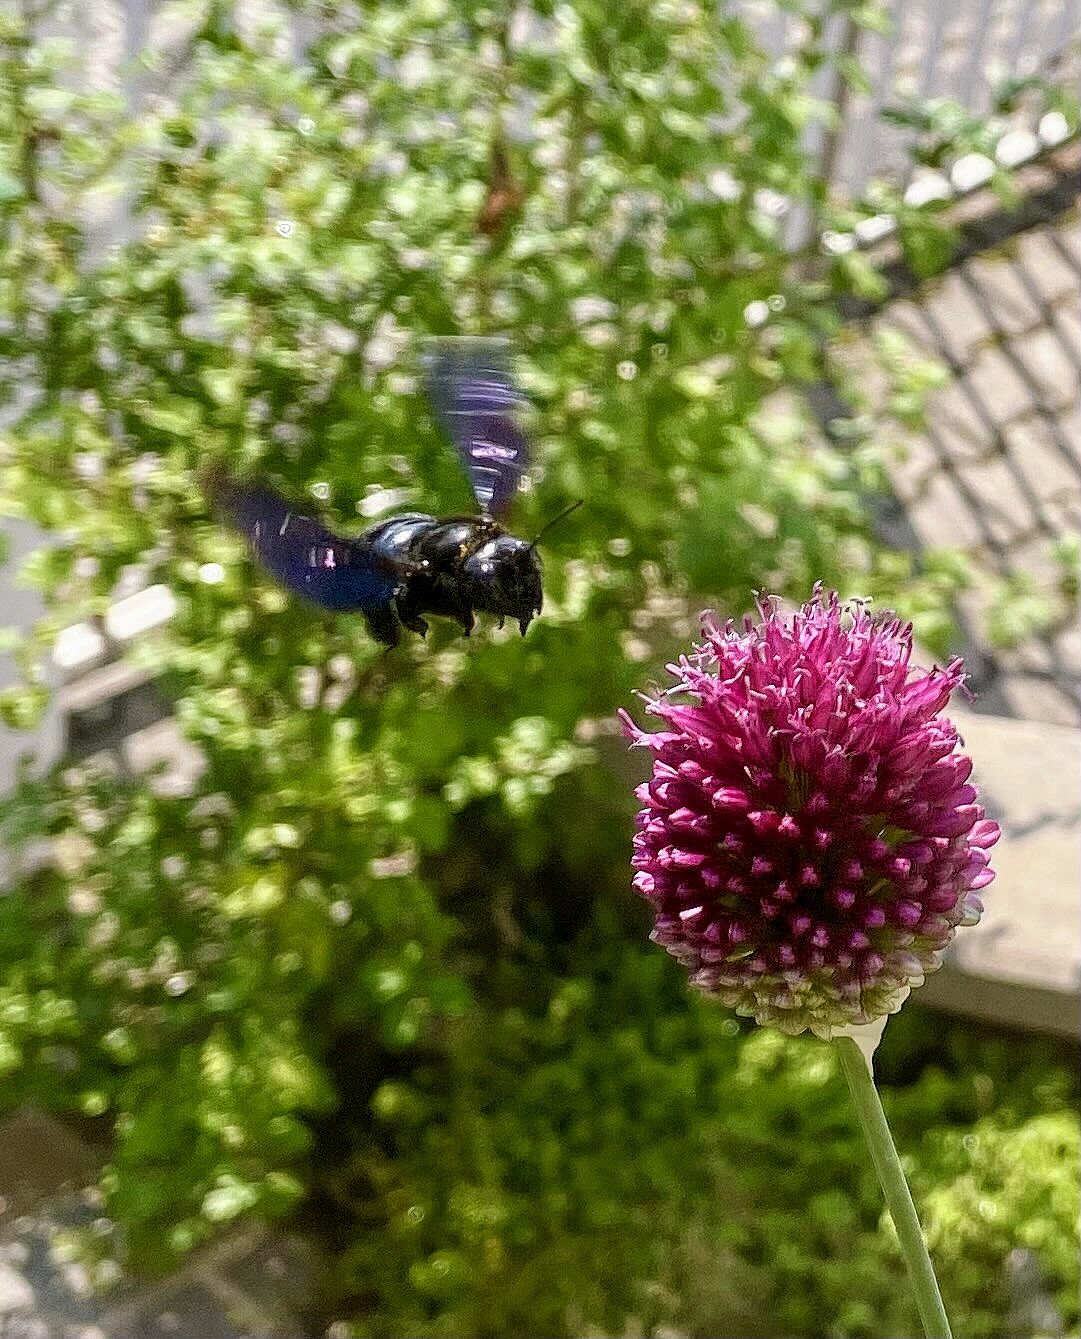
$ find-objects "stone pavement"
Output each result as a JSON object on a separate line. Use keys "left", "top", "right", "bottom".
{"left": 827, "top": 167, "right": 1081, "bottom": 1038}
{"left": 876, "top": 202, "right": 1081, "bottom": 726}
{"left": 0, "top": 1110, "right": 317, "bottom": 1339}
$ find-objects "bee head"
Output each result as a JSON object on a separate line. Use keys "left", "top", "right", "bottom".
{"left": 463, "top": 534, "right": 543, "bottom": 635}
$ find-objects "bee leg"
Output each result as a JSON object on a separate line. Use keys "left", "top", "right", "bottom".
{"left": 395, "top": 591, "right": 429, "bottom": 638}
{"left": 363, "top": 603, "right": 402, "bottom": 649}
{"left": 457, "top": 608, "right": 475, "bottom": 638}
{"left": 497, "top": 616, "right": 505, "bottom": 631}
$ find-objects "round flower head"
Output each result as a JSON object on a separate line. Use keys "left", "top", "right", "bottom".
{"left": 620, "top": 589, "right": 1000, "bottom": 1038}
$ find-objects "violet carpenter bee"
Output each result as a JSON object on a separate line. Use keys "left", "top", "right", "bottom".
{"left": 206, "top": 338, "right": 579, "bottom": 648}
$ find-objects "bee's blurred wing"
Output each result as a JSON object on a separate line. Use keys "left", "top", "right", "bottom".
{"left": 207, "top": 474, "right": 402, "bottom": 613}
{"left": 423, "top": 337, "right": 529, "bottom": 518}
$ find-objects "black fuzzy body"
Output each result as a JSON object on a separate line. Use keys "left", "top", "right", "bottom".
{"left": 360, "top": 511, "right": 543, "bottom": 647}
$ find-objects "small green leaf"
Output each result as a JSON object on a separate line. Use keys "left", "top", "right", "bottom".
{"left": 137, "top": 397, "right": 201, "bottom": 436}
{"left": 0, "top": 168, "right": 24, "bottom": 205}
{"left": 202, "top": 1181, "right": 259, "bottom": 1223}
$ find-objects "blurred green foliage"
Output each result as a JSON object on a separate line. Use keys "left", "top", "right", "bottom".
{"left": 0, "top": 1, "right": 1078, "bottom": 1335}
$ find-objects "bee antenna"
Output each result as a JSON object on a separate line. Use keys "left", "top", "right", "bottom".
{"left": 528, "top": 499, "right": 584, "bottom": 550}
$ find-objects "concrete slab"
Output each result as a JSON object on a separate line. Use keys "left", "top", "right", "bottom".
{"left": 918, "top": 706, "right": 1081, "bottom": 1037}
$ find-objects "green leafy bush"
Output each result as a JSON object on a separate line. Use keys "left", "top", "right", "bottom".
{"left": 307, "top": 931, "right": 1080, "bottom": 1339}
{"left": 1, "top": 2, "right": 1077, "bottom": 1335}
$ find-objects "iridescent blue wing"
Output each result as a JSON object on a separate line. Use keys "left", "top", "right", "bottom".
{"left": 423, "top": 337, "right": 529, "bottom": 518}
{"left": 208, "top": 474, "right": 403, "bottom": 615}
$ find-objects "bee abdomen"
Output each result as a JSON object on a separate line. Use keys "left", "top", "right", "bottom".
{"left": 362, "top": 513, "right": 439, "bottom": 566}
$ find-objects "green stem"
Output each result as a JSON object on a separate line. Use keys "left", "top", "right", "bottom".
{"left": 836, "top": 1035, "right": 952, "bottom": 1339}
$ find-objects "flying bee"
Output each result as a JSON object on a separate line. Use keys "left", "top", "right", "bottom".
{"left": 206, "top": 338, "right": 579, "bottom": 648}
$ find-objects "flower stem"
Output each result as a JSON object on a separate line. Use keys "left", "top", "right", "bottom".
{"left": 836, "top": 1035, "right": 952, "bottom": 1339}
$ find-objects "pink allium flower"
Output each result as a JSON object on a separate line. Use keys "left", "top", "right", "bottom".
{"left": 619, "top": 589, "right": 1000, "bottom": 1037}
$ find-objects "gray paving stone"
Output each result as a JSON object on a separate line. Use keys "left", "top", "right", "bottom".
{"left": 1056, "top": 214, "right": 1081, "bottom": 268}
{"left": 962, "top": 253, "right": 1046, "bottom": 337}
{"left": 996, "top": 621, "right": 1079, "bottom": 696}
{"left": 998, "top": 670, "right": 1079, "bottom": 728}
{"left": 898, "top": 469, "right": 990, "bottom": 552}
{"left": 219, "top": 1234, "right": 318, "bottom": 1329}
{"left": 1015, "top": 226, "right": 1081, "bottom": 305}
{"left": 1053, "top": 399, "right": 1081, "bottom": 449}
{"left": 930, "top": 390, "right": 996, "bottom": 461}
{"left": 1053, "top": 619, "right": 1081, "bottom": 674}
{"left": 881, "top": 430, "right": 940, "bottom": 499}
{"left": 1040, "top": 490, "right": 1081, "bottom": 536}
{"left": 1001, "top": 633, "right": 1055, "bottom": 676}
{"left": 1012, "top": 327, "right": 1081, "bottom": 412}
{"left": 1050, "top": 298, "right": 1081, "bottom": 358}
{"left": 963, "top": 346, "right": 1038, "bottom": 426}
{"left": 954, "top": 454, "right": 1041, "bottom": 549}
{"left": 1002, "top": 532, "right": 1067, "bottom": 588}
{"left": 1039, "top": 476, "right": 1081, "bottom": 527}
{"left": 1004, "top": 416, "right": 1081, "bottom": 510}
{"left": 111, "top": 1284, "right": 256, "bottom": 1339}
{"left": 876, "top": 299, "right": 928, "bottom": 348}
{"left": 916, "top": 272, "right": 991, "bottom": 361}
{"left": 932, "top": 406, "right": 994, "bottom": 463}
